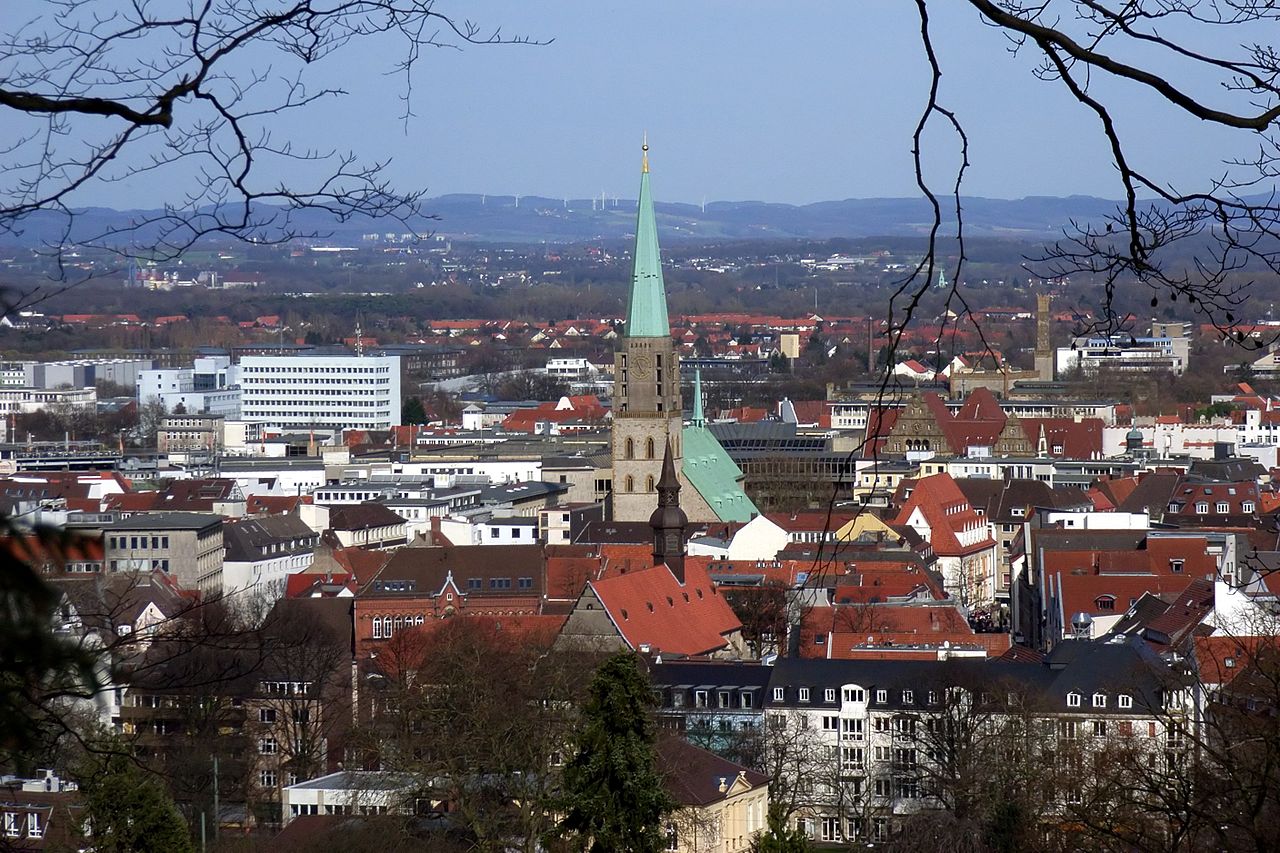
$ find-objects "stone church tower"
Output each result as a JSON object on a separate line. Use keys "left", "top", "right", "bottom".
{"left": 611, "top": 141, "right": 685, "bottom": 522}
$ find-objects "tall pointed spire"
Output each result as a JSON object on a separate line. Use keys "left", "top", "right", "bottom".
{"left": 625, "top": 137, "right": 670, "bottom": 338}
{"left": 691, "top": 368, "right": 705, "bottom": 426}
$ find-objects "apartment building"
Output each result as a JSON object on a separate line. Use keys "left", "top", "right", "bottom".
{"left": 103, "top": 512, "right": 225, "bottom": 593}
{"left": 762, "top": 640, "right": 1188, "bottom": 845}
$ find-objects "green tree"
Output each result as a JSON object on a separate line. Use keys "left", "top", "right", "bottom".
{"left": 401, "top": 396, "right": 427, "bottom": 425}
{"left": 560, "top": 652, "right": 674, "bottom": 853}
{"left": 82, "top": 754, "right": 195, "bottom": 853}
{"left": 752, "top": 803, "right": 810, "bottom": 853}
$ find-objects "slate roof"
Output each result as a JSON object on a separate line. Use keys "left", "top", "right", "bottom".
{"left": 655, "top": 736, "right": 768, "bottom": 807}
{"left": 223, "top": 514, "right": 318, "bottom": 562}
{"left": 768, "top": 636, "right": 1178, "bottom": 716}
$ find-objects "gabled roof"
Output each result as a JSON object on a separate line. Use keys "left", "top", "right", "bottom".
{"left": 589, "top": 561, "right": 741, "bottom": 657}
{"left": 655, "top": 736, "right": 768, "bottom": 807}
{"left": 328, "top": 503, "right": 406, "bottom": 532}
{"left": 681, "top": 421, "right": 758, "bottom": 523}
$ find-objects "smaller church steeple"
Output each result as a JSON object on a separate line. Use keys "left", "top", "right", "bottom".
{"left": 691, "top": 368, "right": 705, "bottom": 426}
{"left": 650, "top": 438, "right": 688, "bottom": 583}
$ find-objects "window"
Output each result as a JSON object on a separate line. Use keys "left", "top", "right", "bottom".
{"left": 821, "top": 817, "right": 841, "bottom": 842}
{"left": 694, "top": 690, "right": 708, "bottom": 708}
{"left": 1059, "top": 720, "right": 1078, "bottom": 740}
{"left": 741, "top": 691, "right": 753, "bottom": 709}
{"left": 26, "top": 813, "right": 41, "bottom": 839}
{"left": 902, "top": 690, "right": 914, "bottom": 704}
{"left": 1067, "top": 691, "right": 1081, "bottom": 708}
{"left": 843, "top": 687, "right": 865, "bottom": 703}
{"left": 822, "top": 715, "right": 839, "bottom": 731}
{"left": 1095, "top": 595, "right": 1116, "bottom": 611}
{"left": 371, "top": 618, "right": 382, "bottom": 639}
{"left": 259, "top": 708, "right": 277, "bottom": 723}
{"left": 3, "top": 813, "right": 16, "bottom": 838}
{"left": 798, "top": 688, "right": 810, "bottom": 703}
{"left": 625, "top": 438, "right": 634, "bottom": 459}
{"left": 665, "top": 824, "right": 678, "bottom": 851}
{"left": 468, "top": 577, "right": 482, "bottom": 590}
{"left": 842, "top": 718, "right": 864, "bottom": 740}
{"left": 261, "top": 770, "right": 277, "bottom": 788}
{"left": 259, "top": 737, "right": 278, "bottom": 755}
{"left": 824, "top": 688, "right": 836, "bottom": 703}
{"left": 293, "top": 708, "right": 309, "bottom": 723}
{"left": 1243, "top": 501, "right": 1256, "bottom": 513}
{"left": 842, "top": 746, "right": 865, "bottom": 770}
{"left": 1092, "top": 720, "right": 1108, "bottom": 737}
{"left": 773, "top": 687, "right": 784, "bottom": 702}
{"left": 1093, "top": 693, "right": 1106, "bottom": 708}
{"left": 875, "top": 689, "right": 888, "bottom": 704}
{"left": 1195, "top": 502, "right": 1209, "bottom": 514}
{"left": 1118, "top": 694, "right": 1133, "bottom": 709}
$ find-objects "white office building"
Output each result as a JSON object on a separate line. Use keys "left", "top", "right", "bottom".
{"left": 239, "top": 355, "right": 401, "bottom": 430}
{"left": 137, "top": 356, "right": 242, "bottom": 417}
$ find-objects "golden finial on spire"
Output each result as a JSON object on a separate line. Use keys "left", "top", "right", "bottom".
{"left": 642, "top": 131, "right": 649, "bottom": 174}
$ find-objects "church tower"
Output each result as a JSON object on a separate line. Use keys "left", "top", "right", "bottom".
{"left": 611, "top": 140, "right": 684, "bottom": 522}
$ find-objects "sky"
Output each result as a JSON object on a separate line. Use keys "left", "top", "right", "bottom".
{"left": 40, "top": 0, "right": 1263, "bottom": 208}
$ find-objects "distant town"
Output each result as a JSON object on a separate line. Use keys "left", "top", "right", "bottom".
{"left": 3, "top": 165, "right": 1280, "bottom": 853}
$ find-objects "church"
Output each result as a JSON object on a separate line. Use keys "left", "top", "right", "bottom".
{"left": 609, "top": 143, "right": 757, "bottom": 525}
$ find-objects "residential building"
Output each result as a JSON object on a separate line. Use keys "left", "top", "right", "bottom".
{"left": 763, "top": 639, "right": 1189, "bottom": 844}
{"left": 657, "top": 736, "right": 770, "bottom": 853}
{"left": 103, "top": 512, "right": 225, "bottom": 593}
{"left": 222, "top": 514, "right": 320, "bottom": 597}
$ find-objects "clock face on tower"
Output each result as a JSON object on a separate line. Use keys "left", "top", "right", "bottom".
{"left": 632, "top": 354, "right": 653, "bottom": 379}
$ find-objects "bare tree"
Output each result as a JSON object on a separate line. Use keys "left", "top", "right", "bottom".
{"left": 0, "top": 0, "right": 537, "bottom": 303}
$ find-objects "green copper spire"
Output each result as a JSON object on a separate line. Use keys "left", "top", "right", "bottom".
{"left": 624, "top": 138, "right": 671, "bottom": 338}
{"left": 691, "top": 368, "right": 705, "bottom": 425}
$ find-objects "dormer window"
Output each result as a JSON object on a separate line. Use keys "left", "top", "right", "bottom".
{"left": 1095, "top": 595, "right": 1116, "bottom": 612}
{"left": 1170, "top": 559, "right": 1184, "bottom": 574}
{"left": 1216, "top": 502, "right": 1230, "bottom": 514}
{"left": 1067, "top": 691, "right": 1081, "bottom": 708}
{"left": 798, "top": 688, "right": 811, "bottom": 703}
{"left": 1243, "top": 501, "right": 1256, "bottom": 513}
{"left": 1195, "top": 502, "right": 1209, "bottom": 514}
{"left": 1093, "top": 693, "right": 1106, "bottom": 708}
{"left": 1118, "top": 694, "right": 1133, "bottom": 709}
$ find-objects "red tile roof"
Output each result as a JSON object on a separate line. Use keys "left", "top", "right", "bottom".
{"left": 590, "top": 562, "right": 741, "bottom": 657}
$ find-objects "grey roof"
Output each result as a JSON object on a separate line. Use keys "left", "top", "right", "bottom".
{"left": 104, "top": 512, "right": 222, "bottom": 531}
{"left": 766, "top": 636, "right": 1180, "bottom": 716}
{"left": 223, "top": 514, "right": 318, "bottom": 562}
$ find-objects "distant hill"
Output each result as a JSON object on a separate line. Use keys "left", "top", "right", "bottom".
{"left": 5, "top": 194, "right": 1133, "bottom": 247}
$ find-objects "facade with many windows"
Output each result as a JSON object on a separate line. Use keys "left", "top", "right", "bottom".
{"left": 757, "top": 640, "right": 1189, "bottom": 844}
{"left": 239, "top": 355, "right": 400, "bottom": 431}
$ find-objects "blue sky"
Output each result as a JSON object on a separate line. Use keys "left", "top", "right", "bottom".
{"left": 62, "top": 1, "right": 1259, "bottom": 207}
{"left": 332, "top": 1, "right": 1247, "bottom": 205}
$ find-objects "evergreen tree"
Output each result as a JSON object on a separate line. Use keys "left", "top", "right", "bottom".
{"left": 752, "top": 803, "right": 810, "bottom": 853}
{"left": 82, "top": 754, "right": 194, "bottom": 853}
{"left": 559, "top": 652, "right": 674, "bottom": 853}
{"left": 401, "top": 396, "right": 427, "bottom": 425}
